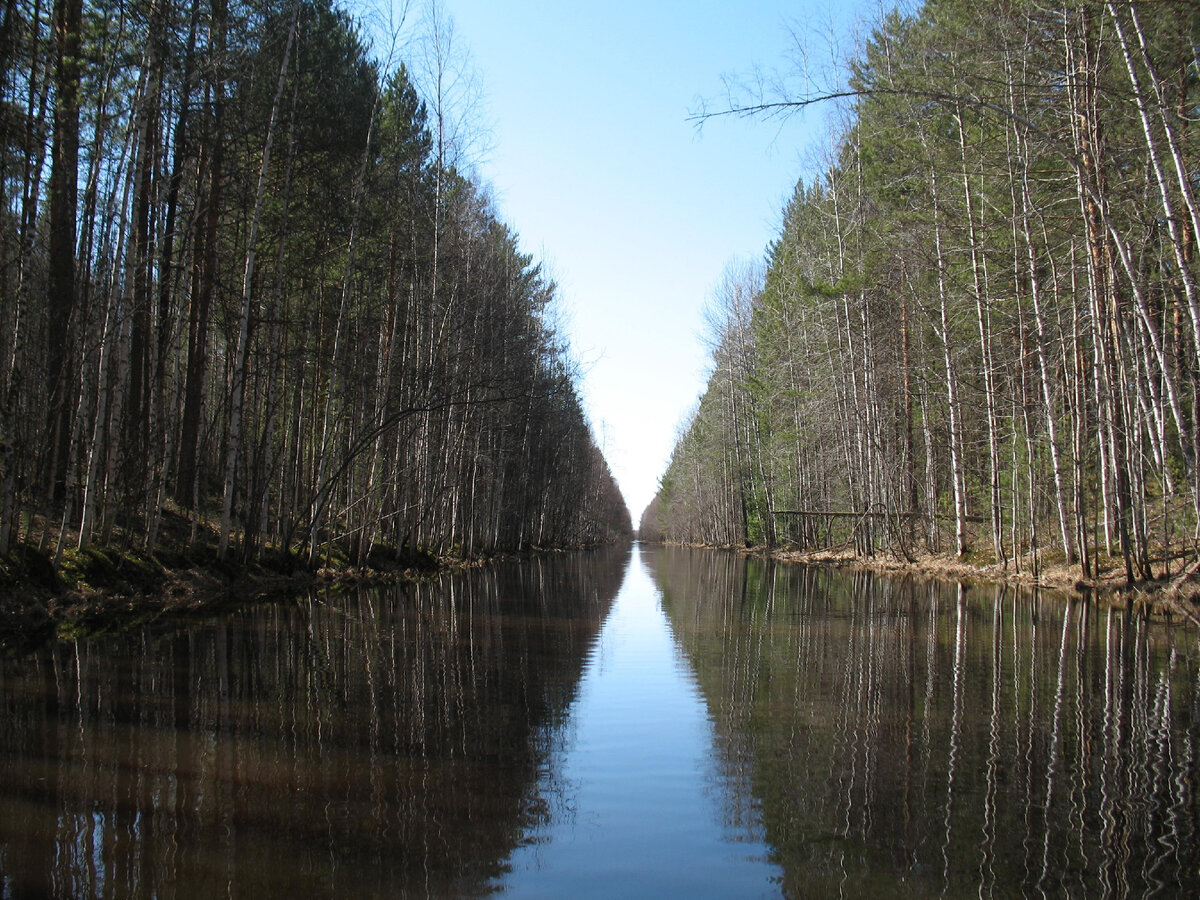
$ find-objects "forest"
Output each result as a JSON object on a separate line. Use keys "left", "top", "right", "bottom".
{"left": 643, "top": 0, "right": 1200, "bottom": 588}
{"left": 0, "top": 0, "right": 631, "bottom": 575}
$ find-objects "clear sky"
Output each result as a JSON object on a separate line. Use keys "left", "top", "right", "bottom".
{"left": 431, "top": 0, "right": 870, "bottom": 521}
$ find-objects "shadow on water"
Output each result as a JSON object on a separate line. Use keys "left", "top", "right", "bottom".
{"left": 0, "top": 544, "right": 631, "bottom": 899}
{"left": 642, "top": 544, "right": 1200, "bottom": 899}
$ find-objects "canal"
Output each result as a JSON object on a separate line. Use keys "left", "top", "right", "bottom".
{"left": 1, "top": 544, "right": 1197, "bottom": 897}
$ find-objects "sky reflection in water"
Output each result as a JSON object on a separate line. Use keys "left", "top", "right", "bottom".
{"left": 494, "top": 548, "right": 782, "bottom": 898}
{"left": 1, "top": 544, "right": 1197, "bottom": 898}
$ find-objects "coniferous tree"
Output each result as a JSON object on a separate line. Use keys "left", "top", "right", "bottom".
{"left": 653, "top": 0, "right": 1198, "bottom": 586}
{"left": 1, "top": 0, "right": 631, "bottom": 573}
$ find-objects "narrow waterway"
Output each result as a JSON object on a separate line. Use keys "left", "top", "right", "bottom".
{"left": 493, "top": 546, "right": 781, "bottom": 897}
{"left": 1, "top": 543, "right": 1198, "bottom": 897}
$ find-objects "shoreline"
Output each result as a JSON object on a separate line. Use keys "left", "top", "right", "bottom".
{"left": 6, "top": 537, "right": 1198, "bottom": 650}
{"left": 658, "top": 541, "right": 1200, "bottom": 626}
{"left": 0, "top": 540, "right": 579, "bottom": 652}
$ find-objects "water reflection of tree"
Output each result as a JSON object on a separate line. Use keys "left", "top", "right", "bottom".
{"left": 645, "top": 546, "right": 1200, "bottom": 898}
{"left": 0, "top": 546, "right": 628, "bottom": 898}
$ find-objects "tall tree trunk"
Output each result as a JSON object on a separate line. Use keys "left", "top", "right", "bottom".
{"left": 146, "top": 0, "right": 199, "bottom": 551}
{"left": 178, "top": 0, "right": 227, "bottom": 514}
{"left": 1069, "top": 248, "right": 1093, "bottom": 579}
{"left": 124, "top": 37, "right": 161, "bottom": 531}
{"left": 954, "top": 102, "right": 1004, "bottom": 564}
{"left": 45, "top": 0, "right": 83, "bottom": 511}
{"left": 930, "top": 165, "right": 969, "bottom": 557}
{"left": 1069, "top": 5, "right": 1139, "bottom": 584}
{"left": 219, "top": 3, "right": 297, "bottom": 559}
{"left": 1006, "top": 59, "right": 1078, "bottom": 566}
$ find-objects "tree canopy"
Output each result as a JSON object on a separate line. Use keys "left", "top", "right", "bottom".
{"left": 0, "top": 0, "right": 631, "bottom": 568}
{"left": 646, "top": 0, "right": 1200, "bottom": 586}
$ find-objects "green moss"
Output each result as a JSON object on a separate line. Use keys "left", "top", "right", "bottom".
{"left": 55, "top": 547, "right": 166, "bottom": 594}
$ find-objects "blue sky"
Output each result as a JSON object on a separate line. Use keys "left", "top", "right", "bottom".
{"left": 432, "top": 0, "right": 870, "bottom": 519}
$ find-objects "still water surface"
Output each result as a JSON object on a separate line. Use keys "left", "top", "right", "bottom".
{"left": 1, "top": 544, "right": 1198, "bottom": 897}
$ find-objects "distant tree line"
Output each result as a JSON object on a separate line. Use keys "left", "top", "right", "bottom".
{"left": 644, "top": 0, "right": 1199, "bottom": 584}
{"left": 0, "top": 0, "right": 630, "bottom": 566}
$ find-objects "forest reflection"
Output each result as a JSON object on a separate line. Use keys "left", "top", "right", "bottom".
{"left": 644, "top": 545, "right": 1200, "bottom": 898}
{"left": 0, "top": 545, "right": 629, "bottom": 899}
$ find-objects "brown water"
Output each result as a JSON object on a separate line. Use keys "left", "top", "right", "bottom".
{"left": 1, "top": 544, "right": 1197, "bottom": 897}
{"left": 647, "top": 546, "right": 1200, "bottom": 898}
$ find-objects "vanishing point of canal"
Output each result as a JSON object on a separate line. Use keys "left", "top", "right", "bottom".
{"left": 2, "top": 544, "right": 1198, "bottom": 897}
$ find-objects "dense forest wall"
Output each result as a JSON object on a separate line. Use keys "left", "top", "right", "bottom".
{"left": 645, "top": 0, "right": 1199, "bottom": 585}
{"left": 0, "top": 0, "right": 630, "bottom": 568}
